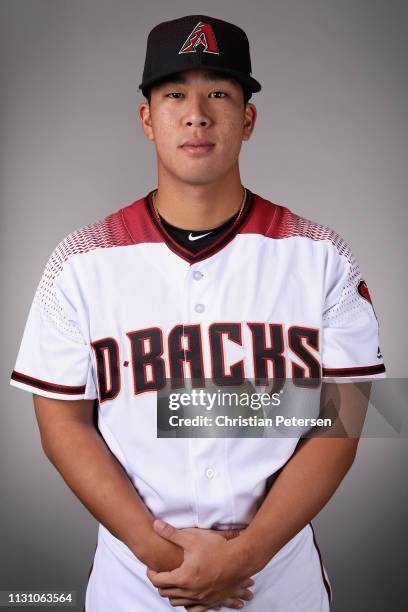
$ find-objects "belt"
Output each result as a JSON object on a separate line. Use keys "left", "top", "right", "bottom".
{"left": 211, "top": 525, "right": 248, "bottom": 541}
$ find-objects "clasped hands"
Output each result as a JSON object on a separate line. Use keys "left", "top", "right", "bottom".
{"left": 146, "top": 519, "right": 256, "bottom": 611}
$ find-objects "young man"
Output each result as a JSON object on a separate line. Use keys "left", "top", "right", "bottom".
{"left": 10, "top": 14, "right": 385, "bottom": 612}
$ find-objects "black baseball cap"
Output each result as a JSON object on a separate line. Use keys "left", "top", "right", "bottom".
{"left": 139, "top": 15, "right": 261, "bottom": 98}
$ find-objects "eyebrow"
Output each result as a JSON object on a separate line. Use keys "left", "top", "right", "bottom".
{"left": 161, "top": 72, "right": 239, "bottom": 86}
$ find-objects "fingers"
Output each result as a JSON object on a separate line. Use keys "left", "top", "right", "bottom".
{"left": 158, "top": 577, "right": 255, "bottom": 597}
{"left": 159, "top": 587, "right": 194, "bottom": 598}
{"left": 168, "top": 594, "right": 252, "bottom": 609}
{"left": 183, "top": 596, "right": 249, "bottom": 610}
{"left": 205, "top": 585, "right": 255, "bottom": 609}
{"left": 167, "top": 596, "right": 205, "bottom": 606}
{"left": 161, "top": 578, "right": 256, "bottom": 608}
{"left": 219, "top": 597, "right": 245, "bottom": 609}
{"left": 183, "top": 600, "right": 250, "bottom": 611}
{"left": 153, "top": 519, "right": 194, "bottom": 549}
{"left": 146, "top": 566, "right": 183, "bottom": 587}
{"left": 235, "top": 589, "right": 254, "bottom": 602}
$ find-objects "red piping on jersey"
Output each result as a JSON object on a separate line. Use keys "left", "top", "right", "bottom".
{"left": 309, "top": 522, "right": 333, "bottom": 605}
{"left": 11, "top": 371, "right": 86, "bottom": 395}
{"left": 322, "top": 364, "right": 385, "bottom": 377}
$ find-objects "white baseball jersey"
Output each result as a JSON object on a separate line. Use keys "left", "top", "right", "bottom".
{"left": 10, "top": 188, "right": 386, "bottom": 611}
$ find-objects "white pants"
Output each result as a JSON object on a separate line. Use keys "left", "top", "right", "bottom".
{"left": 85, "top": 523, "right": 332, "bottom": 611}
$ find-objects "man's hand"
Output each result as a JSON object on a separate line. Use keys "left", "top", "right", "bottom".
{"left": 146, "top": 520, "right": 255, "bottom": 610}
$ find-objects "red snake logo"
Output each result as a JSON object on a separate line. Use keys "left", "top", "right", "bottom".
{"left": 179, "top": 21, "right": 219, "bottom": 55}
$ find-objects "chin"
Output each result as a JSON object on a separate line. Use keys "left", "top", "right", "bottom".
{"left": 177, "top": 161, "right": 230, "bottom": 184}
{"left": 172, "top": 172, "right": 221, "bottom": 185}
{"left": 176, "top": 172, "right": 224, "bottom": 186}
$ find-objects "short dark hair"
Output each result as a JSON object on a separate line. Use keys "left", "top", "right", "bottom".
{"left": 144, "top": 70, "right": 252, "bottom": 106}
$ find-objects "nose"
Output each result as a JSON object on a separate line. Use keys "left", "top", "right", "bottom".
{"left": 184, "top": 95, "right": 211, "bottom": 128}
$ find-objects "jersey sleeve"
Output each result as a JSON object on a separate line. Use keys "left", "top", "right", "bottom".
{"left": 10, "top": 242, "right": 98, "bottom": 400}
{"left": 321, "top": 236, "right": 386, "bottom": 379}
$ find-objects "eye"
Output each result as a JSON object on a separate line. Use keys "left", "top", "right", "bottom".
{"left": 209, "top": 91, "right": 228, "bottom": 98}
{"left": 165, "top": 92, "right": 184, "bottom": 99}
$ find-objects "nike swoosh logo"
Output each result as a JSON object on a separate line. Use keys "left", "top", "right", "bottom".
{"left": 188, "top": 232, "right": 212, "bottom": 241}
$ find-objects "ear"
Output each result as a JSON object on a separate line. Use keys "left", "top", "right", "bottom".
{"left": 242, "top": 102, "right": 257, "bottom": 142}
{"left": 139, "top": 100, "right": 155, "bottom": 142}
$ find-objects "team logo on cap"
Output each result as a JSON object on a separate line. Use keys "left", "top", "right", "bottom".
{"left": 179, "top": 21, "right": 219, "bottom": 55}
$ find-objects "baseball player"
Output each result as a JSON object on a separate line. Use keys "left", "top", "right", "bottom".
{"left": 10, "top": 14, "right": 386, "bottom": 612}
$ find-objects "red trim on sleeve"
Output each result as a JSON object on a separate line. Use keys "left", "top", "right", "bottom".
{"left": 322, "top": 364, "right": 385, "bottom": 377}
{"left": 11, "top": 371, "right": 86, "bottom": 395}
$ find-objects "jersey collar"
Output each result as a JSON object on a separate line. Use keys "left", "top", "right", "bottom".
{"left": 144, "top": 188, "right": 254, "bottom": 264}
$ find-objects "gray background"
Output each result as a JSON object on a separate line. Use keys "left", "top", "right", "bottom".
{"left": 1, "top": 0, "right": 407, "bottom": 610}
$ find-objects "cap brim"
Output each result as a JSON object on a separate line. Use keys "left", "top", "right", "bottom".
{"left": 139, "top": 66, "right": 261, "bottom": 96}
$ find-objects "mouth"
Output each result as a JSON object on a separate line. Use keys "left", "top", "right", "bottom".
{"left": 180, "top": 141, "right": 215, "bottom": 156}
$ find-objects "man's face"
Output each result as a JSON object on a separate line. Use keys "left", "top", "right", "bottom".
{"left": 139, "top": 69, "right": 257, "bottom": 186}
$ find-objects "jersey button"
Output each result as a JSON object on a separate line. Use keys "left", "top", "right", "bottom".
{"left": 193, "top": 270, "right": 203, "bottom": 280}
{"left": 205, "top": 467, "right": 216, "bottom": 479}
{"left": 195, "top": 303, "right": 205, "bottom": 313}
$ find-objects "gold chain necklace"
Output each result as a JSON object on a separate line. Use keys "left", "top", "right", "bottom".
{"left": 151, "top": 187, "right": 247, "bottom": 225}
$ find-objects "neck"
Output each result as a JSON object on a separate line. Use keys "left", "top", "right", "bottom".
{"left": 153, "top": 166, "right": 245, "bottom": 230}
